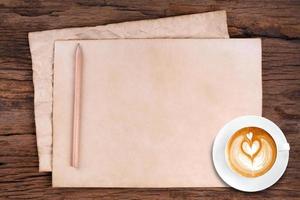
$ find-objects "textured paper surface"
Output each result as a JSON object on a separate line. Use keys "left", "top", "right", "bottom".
{"left": 28, "top": 11, "right": 229, "bottom": 171}
{"left": 53, "top": 39, "right": 262, "bottom": 187}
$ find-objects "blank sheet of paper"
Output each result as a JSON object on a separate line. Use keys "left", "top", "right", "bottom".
{"left": 53, "top": 39, "right": 261, "bottom": 187}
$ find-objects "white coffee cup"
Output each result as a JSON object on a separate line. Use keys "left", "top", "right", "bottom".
{"left": 213, "top": 115, "right": 290, "bottom": 192}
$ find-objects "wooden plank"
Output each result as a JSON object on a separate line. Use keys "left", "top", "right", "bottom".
{"left": 0, "top": 0, "right": 299, "bottom": 199}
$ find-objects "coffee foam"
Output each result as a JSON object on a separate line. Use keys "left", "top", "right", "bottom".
{"left": 226, "top": 127, "right": 277, "bottom": 178}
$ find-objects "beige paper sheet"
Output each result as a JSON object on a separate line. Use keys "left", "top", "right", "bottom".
{"left": 28, "top": 10, "right": 229, "bottom": 171}
{"left": 53, "top": 39, "right": 262, "bottom": 187}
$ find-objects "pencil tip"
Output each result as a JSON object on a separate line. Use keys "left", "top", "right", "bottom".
{"left": 75, "top": 43, "right": 82, "bottom": 56}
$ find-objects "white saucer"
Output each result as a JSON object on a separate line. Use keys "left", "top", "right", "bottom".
{"left": 212, "top": 115, "right": 290, "bottom": 192}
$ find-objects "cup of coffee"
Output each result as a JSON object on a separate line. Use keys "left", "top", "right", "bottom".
{"left": 213, "top": 116, "right": 290, "bottom": 192}
{"left": 226, "top": 126, "right": 289, "bottom": 178}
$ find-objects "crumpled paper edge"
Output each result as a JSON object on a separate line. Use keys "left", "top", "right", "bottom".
{"left": 28, "top": 10, "right": 229, "bottom": 172}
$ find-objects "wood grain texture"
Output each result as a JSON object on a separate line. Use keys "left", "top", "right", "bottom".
{"left": 0, "top": 0, "right": 299, "bottom": 199}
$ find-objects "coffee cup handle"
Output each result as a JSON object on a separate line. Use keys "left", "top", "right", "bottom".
{"left": 278, "top": 143, "right": 290, "bottom": 152}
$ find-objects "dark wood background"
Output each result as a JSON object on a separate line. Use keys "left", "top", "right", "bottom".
{"left": 0, "top": 0, "right": 299, "bottom": 199}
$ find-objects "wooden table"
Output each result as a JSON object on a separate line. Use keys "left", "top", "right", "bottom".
{"left": 0, "top": 0, "right": 299, "bottom": 199}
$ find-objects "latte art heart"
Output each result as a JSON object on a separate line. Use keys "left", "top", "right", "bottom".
{"left": 242, "top": 140, "right": 260, "bottom": 158}
{"left": 226, "top": 127, "right": 277, "bottom": 178}
{"left": 246, "top": 132, "right": 253, "bottom": 140}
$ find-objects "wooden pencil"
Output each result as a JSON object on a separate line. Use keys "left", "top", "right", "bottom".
{"left": 71, "top": 44, "right": 82, "bottom": 168}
